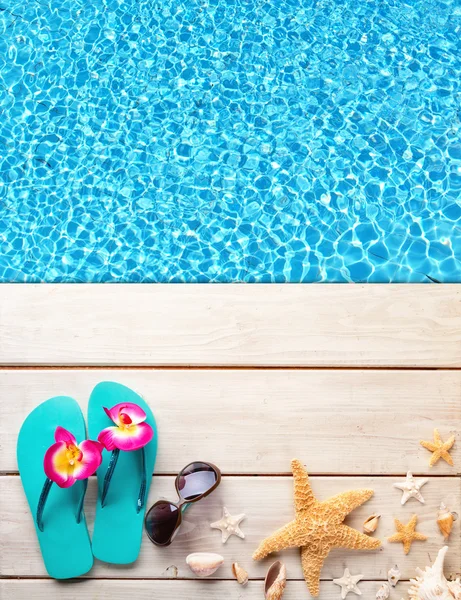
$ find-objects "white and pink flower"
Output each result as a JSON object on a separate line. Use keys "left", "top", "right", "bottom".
{"left": 98, "top": 402, "right": 153, "bottom": 452}
{"left": 44, "top": 426, "right": 103, "bottom": 488}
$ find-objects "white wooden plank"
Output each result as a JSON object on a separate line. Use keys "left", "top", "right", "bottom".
{"left": 1, "top": 369, "right": 460, "bottom": 474}
{"left": 1, "top": 284, "right": 460, "bottom": 367}
{"left": 0, "top": 579, "right": 413, "bottom": 600}
{"left": 1, "top": 475, "right": 459, "bottom": 579}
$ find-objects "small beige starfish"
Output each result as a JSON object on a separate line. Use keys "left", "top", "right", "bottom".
{"left": 333, "top": 568, "right": 363, "bottom": 598}
{"left": 388, "top": 514, "right": 427, "bottom": 554}
{"left": 210, "top": 507, "right": 246, "bottom": 543}
{"left": 420, "top": 429, "right": 455, "bottom": 467}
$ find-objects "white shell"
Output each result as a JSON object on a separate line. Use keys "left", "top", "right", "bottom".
{"left": 408, "top": 546, "right": 461, "bottom": 600}
{"left": 376, "top": 583, "right": 390, "bottom": 600}
{"left": 232, "top": 562, "right": 249, "bottom": 586}
{"left": 186, "top": 553, "right": 224, "bottom": 577}
{"left": 388, "top": 565, "right": 401, "bottom": 587}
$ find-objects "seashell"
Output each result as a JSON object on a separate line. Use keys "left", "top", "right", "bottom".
{"left": 376, "top": 582, "right": 390, "bottom": 600}
{"left": 363, "top": 513, "right": 381, "bottom": 534}
{"left": 408, "top": 546, "right": 461, "bottom": 600}
{"left": 388, "top": 565, "right": 401, "bottom": 587}
{"left": 265, "top": 561, "right": 287, "bottom": 600}
{"left": 232, "top": 562, "right": 249, "bottom": 586}
{"left": 186, "top": 553, "right": 224, "bottom": 577}
{"left": 437, "top": 503, "right": 456, "bottom": 540}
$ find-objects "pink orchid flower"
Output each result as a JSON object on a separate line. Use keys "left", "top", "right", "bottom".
{"left": 44, "top": 426, "right": 103, "bottom": 488}
{"left": 98, "top": 402, "right": 153, "bottom": 452}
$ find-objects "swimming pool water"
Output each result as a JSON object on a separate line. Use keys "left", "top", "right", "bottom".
{"left": 1, "top": 0, "right": 460, "bottom": 282}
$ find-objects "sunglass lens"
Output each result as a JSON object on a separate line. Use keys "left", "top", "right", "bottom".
{"left": 177, "top": 462, "right": 219, "bottom": 501}
{"left": 145, "top": 501, "right": 180, "bottom": 545}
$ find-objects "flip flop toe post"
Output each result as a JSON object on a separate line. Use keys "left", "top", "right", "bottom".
{"left": 17, "top": 397, "right": 102, "bottom": 579}
{"left": 89, "top": 382, "right": 158, "bottom": 564}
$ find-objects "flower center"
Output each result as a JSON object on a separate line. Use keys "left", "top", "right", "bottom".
{"left": 65, "top": 443, "right": 82, "bottom": 466}
{"left": 119, "top": 412, "right": 133, "bottom": 429}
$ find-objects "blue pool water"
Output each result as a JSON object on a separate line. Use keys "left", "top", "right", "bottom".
{"left": 1, "top": 0, "right": 460, "bottom": 282}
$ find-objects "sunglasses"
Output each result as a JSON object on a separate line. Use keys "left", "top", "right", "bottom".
{"left": 144, "top": 461, "right": 221, "bottom": 546}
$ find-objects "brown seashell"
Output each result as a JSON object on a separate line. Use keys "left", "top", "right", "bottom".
{"left": 232, "top": 562, "right": 249, "bottom": 586}
{"left": 363, "top": 514, "right": 381, "bottom": 534}
{"left": 437, "top": 502, "right": 456, "bottom": 540}
{"left": 265, "top": 561, "right": 287, "bottom": 600}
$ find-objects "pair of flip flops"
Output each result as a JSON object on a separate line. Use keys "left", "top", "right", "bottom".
{"left": 17, "top": 382, "right": 158, "bottom": 579}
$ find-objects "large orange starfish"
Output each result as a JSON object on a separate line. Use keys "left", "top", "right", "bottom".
{"left": 253, "top": 460, "right": 381, "bottom": 597}
{"left": 420, "top": 429, "right": 455, "bottom": 467}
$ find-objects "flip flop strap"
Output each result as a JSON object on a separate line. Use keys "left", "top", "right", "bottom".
{"left": 101, "top": 447, "right": 147, "bottom": 513}
{"left": 36, "top": 477, "right": 87, "bottom": 532}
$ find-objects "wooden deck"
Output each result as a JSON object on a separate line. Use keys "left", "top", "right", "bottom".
{"left": 1, "top": 284, "right": 460, "bottom": 600}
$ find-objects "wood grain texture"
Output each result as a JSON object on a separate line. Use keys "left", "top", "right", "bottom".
{"left": 2, "top": 475, "right": 459, "bottom": 579}
{"left": 1, "top": 369, "right": 460, "bottom": 474}
{"left": 0, "top": 580, "right": 413, "bottom": 600}
{"left": 1, "top": 284, "right": 460, "bottom": 367}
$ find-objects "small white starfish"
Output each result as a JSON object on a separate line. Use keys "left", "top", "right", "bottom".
{"left": 333, "top": 568, "right": 363, "bottom": 599}
{"left": 393, "top": 471, "right": 428, "bottom": 505}
{"left": 210, "top": 507, "right": 246, "bottom": 543}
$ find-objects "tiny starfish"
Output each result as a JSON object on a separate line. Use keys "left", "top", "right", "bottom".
{"left": 420, "top": 429, "right": 455, "bottom": 467}
{"left": 393, "top": 471, "right": 428, "bottom": 505}
{"left": 333, "top": 568, "right": 363, "bottom": 599}
{"left": 210, "top": 507, "right": 246, "bottom": 543}
{"left": 253, "top": 459, "right": 381, "bottom": 597}
{"left": 388, "top": 514, "right": 427, "bottom": 554}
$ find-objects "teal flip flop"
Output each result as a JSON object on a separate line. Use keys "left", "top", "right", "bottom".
{"left": 88, "top": 382, "right": 158, "bottom": 564}
{"left": 17, "top": 397, "right": 99, "bottom": 579}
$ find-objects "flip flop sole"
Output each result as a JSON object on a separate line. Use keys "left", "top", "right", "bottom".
{"left": 17, "top": 396, "right": 94, "bottom": 579}
{"left": 88, "top": 382, "right": 158, "bottom": 564}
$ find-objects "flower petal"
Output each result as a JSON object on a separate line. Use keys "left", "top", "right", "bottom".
{"left": 103, "top": 406, "right": 121, "bottom": 426}
{"left": 73, "top": 440, "right": 103, "bottom": 479}
{"left": 102, "top": 421, "right": 153, "bottom": 451}
{"left": 54, "top": 426, "right": 77, "bottom": 445}
{"left": 44, "top": 441, "right": 75, "bottom": 488}
{"left": 107, "top": 402, "right": 147, "bottom": 426}
{"left": 118, "top": 402, "right": 147, "bottom": 425}
{"left": 98, "top": 426, "right": 119, "bottom": 451}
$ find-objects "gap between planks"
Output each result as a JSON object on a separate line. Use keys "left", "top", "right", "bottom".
{"left": 2, "top": 365, "right": 461, "bottom": 370}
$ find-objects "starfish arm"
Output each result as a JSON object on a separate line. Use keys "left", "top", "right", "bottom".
{"left": 413, "top": 532, "right": 428, "bottom": 541}
{"left": 334, "top": 524, "right": 381, "bottom": 551}
{"left": 393, "top": 483, "right": 406, "bottom": 491}
{"left": 420, "top": 440, "right": 438, "bottom": 452}
{"left": 434, "top": 429, "right": 442, "bottom": 444}
{"left": 253, "top": 520, "right": 298, "bottom": 560}
{"left": 413, "top": 490, "right": 425, "bottom": 503}
{"left": 387, "top": 533, "right": 403, "bottom": 544}
{"left": 441, "top": 450, "right": 454, "bottom": 466}
{"left": 301, "top": 544, "right": 329, "bottom": 598}
{"left": 322, "top": 489, "right": 374, "bottom": 521}
{"left": 403, "top": 539, "right": 412, "bottom": 554}
{"left": 400, "top": 491, "right": 411, "bottom": 505}
{"left": 408, "top": 514, "right": 418, "bottom": 529}
{"left": 444, "top": 435, "right": 455, "bottom": 451}
{"left": 291, "top": 459, "right": 316, "bottom": 514}
{"left": 429, "top": 450, "right": 442, "bottom": 466}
